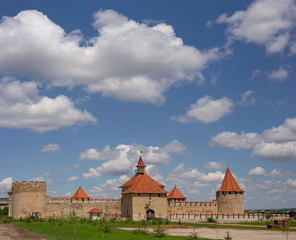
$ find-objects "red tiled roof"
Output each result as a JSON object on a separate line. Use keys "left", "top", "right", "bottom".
{"left": 167, "top": 186, "right": 186, "bottom": 199}
{"left": 218, "top": 168, "right": 244, "bottom": 192}
{"left": 136, "top": 156, "right": 146, "bottom": 167}
{"left": 88, "top": 208, "right": 102, "bottom": 213}
{"left": 120, "top": 172, "right": 167, "bottom": 194}
{"left": 8, "top": 189, "right": 12, "bottom": 194}
{"left": 71, "top": 187, "right": 90, "bottom": 200}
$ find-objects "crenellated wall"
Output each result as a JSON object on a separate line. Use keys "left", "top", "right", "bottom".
{"left": 44, "top": 197, "right": 121, "bottom": 218}
{"left": 168, "top": 212, "right": 290, "bottom": 223}
{"left": 168, "top": 200, "right": 217, "bottom": 214}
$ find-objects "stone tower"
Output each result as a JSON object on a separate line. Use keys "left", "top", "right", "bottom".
{"left": 216, "top": 168, "right": 244, "bottom": 213}
{"left": 119, "top": 156, "right": 168, "bottom": 220}
{"left": 11, "top": 181, "right": 46, "bottom": 219}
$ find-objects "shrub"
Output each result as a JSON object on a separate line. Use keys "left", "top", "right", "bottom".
{"left": 132, "top": 226, "right": 148, "bottom": 235}
{"left": 25, "top": 216, "right": 31, "bottom": 223}
{"left": 207, "top": 217, "right": 217, "bottom": 223}
{"left": 188, "top": 230, "right": 200, "bottom": 240}
{"left": 101, "top": 223, "right": 111, "bottom": 233}
{"left": 224, "top": 231, "right": 232, "bottom": 240}
{"left": 153, "top": 225, "right": 166, "bottom": 238}
{"left": 165, "top": 217, "right": 170, "bottom": 225}
{"left": 152, "top": 219, "right": 158, "bottom": 225}
{"left": 293, "top": 215, "right": 296, "bottom": 221}
{"left": 178, "top": 219, "right": 182, "bottom": 225}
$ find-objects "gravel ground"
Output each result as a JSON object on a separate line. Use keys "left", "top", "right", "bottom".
{"left": 119, "top": 227, "right": 296, "bottom": 240}
{"left": 0, "top": 223, "right": 50, "bottom": 240}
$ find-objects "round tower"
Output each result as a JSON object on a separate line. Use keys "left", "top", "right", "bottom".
{"left": 216, "top": 168, "right": 244, "bottom": 214}
{"left": 12, "top": 181, "right": 46, "bottom": 219}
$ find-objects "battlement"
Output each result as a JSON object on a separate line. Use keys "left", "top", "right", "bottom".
{"left": 168, "top": 200, "right": 217, "bottom": 207}
{"left": 12, "top": 181, "right": 46, "bottom": 193}
{"left": 46, "top": 197, "right": 121, "bottom": 204}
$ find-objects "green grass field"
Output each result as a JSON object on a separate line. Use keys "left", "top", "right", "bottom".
{"left": 12, "top": 219, "right": 214, "bottom": 240}
{"left": 4, "top": 217, "right": 296, "bottom": 240}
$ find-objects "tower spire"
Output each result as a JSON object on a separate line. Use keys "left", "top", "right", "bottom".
{"left": 136, "top": 156, "right": 146, "bottom": 174}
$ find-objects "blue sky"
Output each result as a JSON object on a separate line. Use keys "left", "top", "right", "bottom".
{"left": 0, "top": 0, "right": 295, "bottom": 209}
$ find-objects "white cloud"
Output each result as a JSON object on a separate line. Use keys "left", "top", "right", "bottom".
{"left": 79, "top": 146, "right": 113, "bottom": 161}
{"left": 171, "top": 96, "right": 234, "bottom": 124}
{"left": 89, "top": 175, "right": 130, "bottom": 198}
{"left": 167, "top": 163, "right": 224, "bottom": 190}
{"left": 163, "top": 140, "right": 187, "bottom": 155}
{"left": 66, "top": 176, "right": 79, "bottom": 182}
{"left": 40, "top": 144, "right": 62, "bottom": 152}
{"left": 0, "top": 79, "right": 96, "bottom": 132}
{"left": 217, "top": 0, "right": 296, "bottom": 53}
{"left": 210, "top": 131, "right": 261, "bottom": 149}
{"left": 238, "top": 90, "right": 256, "bottom": 106}
{"left": 262, "top": 118, "right": 296, "bottom": 142}
{"left": 266, "top": 67, "right": 289, "bottom": 81}
{"left": 82, "top": 141, "right": 185, "bottom": 178}
{"left": 249, "top": 166, "right": 266, "bottom": 176}
{"left": 287, "top": 179, "right": 296, "bottom": 187}
{"left": 211, "top": 117, "right": 296, "bottom": 162}
{"left": 0, "top": 177, "right": 12, "bottom": 197}
{"left": 203, "top": 161, "right": 226, "bottom": 170}
{"left": 252, "top": 141, "right": 296, "bottom": 162}
{"left": 0, "top": 10, "right": 220, "bottom": 105}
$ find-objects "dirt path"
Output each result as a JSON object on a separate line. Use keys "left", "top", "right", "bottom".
{"left": 119, "top": 227, "right": 296, "bottom": 240}
{"left": 0, "top": 223, "right": 50, "bottom": 240}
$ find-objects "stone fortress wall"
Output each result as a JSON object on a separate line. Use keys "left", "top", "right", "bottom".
{"left": 45, "top": 197, "right": 122, "bottom": 219}
{"left": 8, "top": 180, "right": 290, "bottom": 222}
{"left": 168, "top": 200, "right": 217, "bottom": 214}
{"left": 9, "top": 181, "right": 225, "bottom": 219}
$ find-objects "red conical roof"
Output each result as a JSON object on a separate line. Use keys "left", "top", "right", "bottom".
{"left": 88, "top": 208, "right": 102, "bottom": 213}
{"left": 136, "top": 156, "right": 146, "bottom": 167}
{"left": 218, "top": 168, "right": 244, "bottom": 192}
{"left": 71, "top": 186, "right": 90, "bottom": 200}
{"left": 167, "top": 186, "right": 186, "bottom": 199}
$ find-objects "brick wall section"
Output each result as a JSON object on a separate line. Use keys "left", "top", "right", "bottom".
{"left": 44, "top": 199, "right": 121, "bottom": 218}
{"left": 168, "top": 200, "right": 217, "bottom": 214}
{"left": 131, "top": 193, "right": 167, "bottom": 221}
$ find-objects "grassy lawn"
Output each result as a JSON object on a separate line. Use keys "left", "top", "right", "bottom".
{"left": 7, "top": 217, "right": 296, "bottom": 240}
{"left": 13, "top": 219, "right": 214, "bottom": 240}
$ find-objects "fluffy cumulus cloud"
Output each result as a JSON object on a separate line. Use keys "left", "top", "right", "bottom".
{"left": 166, "top": 163, "right": 225, "bottom": 198}
{"left": 211, "top": 117, "right": 296, "bottom": 162}
{"left": 262, "top": 117, "right": 296, "bottom": 142}
{"left": 82, "top": 140, "right": 185, "bottom": 178}
{"left": 249, "top": 166, "right": 266, "bottom": 176}
{"left": 252, "top": 141, "right": 296, "bottom": 162}
{"left": 211, "top": 131, "right": 261, "bottom": 149}
{"left": 89, "top": 175, "right": 130, "bottom": 198}
{"left": 0, "top": 10, "right": 220, "bottom": 105}
{"left": 217, "top": 0, "right": 296, "bottom": 53}
{"left": 40, "top": 144, "right": 62, "bottom": 152}
{"left": 0, "top": 177, "right": 12, "bottom": 197}
{"left": 203, "top": 161, "right": 226, "bottom": 170}
{"left": 266, "top": 67, "right": 289, "bottom": 81}
{"left": 0, "top": 78, "right": 96, "bottom": 132}
{"left": 171, "top": 96, "right": 234, "bottom": 124}
{"left": 287, "top": 179, "right": 296, "bottom": 187}
{"left": 66, "top": 176, "right": 79, "bottom": 182}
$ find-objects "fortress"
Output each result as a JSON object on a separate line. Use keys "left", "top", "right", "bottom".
{"left": 8, "top": 156, "right": 265, "bottom": 222}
